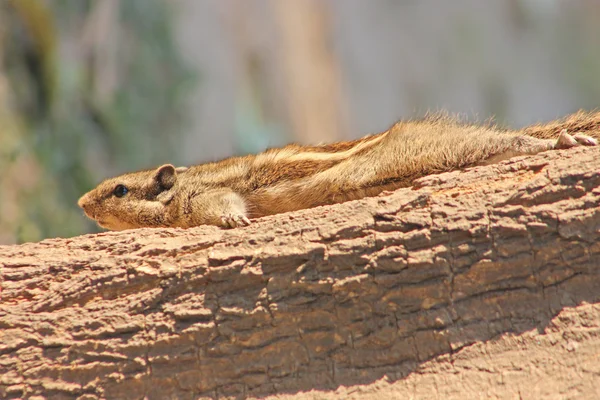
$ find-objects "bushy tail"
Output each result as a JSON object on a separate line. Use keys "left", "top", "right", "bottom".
{"left": 519, "top": 110, "right": 600, "bottom": 140}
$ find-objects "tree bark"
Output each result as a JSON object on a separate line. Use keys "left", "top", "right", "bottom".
{"left": 1, "top": 147, "right": 600, "bottom": 400}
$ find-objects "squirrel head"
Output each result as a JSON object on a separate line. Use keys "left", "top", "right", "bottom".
{"left": 78, "top": 164, "right": 181, "bottom": 230}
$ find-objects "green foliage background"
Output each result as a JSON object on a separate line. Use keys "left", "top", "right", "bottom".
{"left": 1, "top": 1, "right": 599, "bottom": 245}
{"left": 0, "top": 0, "right": 194, "bottom": 243}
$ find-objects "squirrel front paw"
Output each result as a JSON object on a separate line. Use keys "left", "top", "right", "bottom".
{"left": 220, "top": 213, "right": 251, "bottom": 228}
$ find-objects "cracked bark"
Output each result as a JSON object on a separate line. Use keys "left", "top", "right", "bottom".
{"left": 1, "top": 147, "right": 600, "bottom": 399}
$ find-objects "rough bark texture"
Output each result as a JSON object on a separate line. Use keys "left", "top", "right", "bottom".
{"left": 1, "top": 147, "right": 600, "bottom": 400}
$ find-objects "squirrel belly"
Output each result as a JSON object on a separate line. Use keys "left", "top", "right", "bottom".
{"left": 78, "top": 111, "right": 600, "bottom": 231}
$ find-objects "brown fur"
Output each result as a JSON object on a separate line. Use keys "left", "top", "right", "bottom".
{"left": 78, "top": 110, "right": 600, "bottom": 230}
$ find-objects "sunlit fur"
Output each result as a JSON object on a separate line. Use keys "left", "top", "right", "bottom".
{"left": 78, "top": 110, "right": 600, "bottom": 230}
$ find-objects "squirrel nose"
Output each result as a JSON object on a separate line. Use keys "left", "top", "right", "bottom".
{"left": 78, "top": 193, "right": 91, "bottom": 210}
{"left": 78, "top": 193, "right": 97, "bottom": 219}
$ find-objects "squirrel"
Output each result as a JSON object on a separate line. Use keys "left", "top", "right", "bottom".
{"left": 78, "top": 111, "right": 600, "bottom": 231}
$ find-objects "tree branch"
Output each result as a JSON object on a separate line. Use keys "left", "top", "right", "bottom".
{"left": 1, "top": 147, "right": 600, "bottom": 399}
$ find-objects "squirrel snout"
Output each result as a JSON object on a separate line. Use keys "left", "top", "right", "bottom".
{"left": 77, "top": 193, "right": 94, "bottom": 217}
{"left": 77, "top": 194, "right": 89, "bottom": 209}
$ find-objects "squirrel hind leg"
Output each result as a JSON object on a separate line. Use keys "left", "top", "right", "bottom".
{"left": 480, "top": 136, "right": 554, "bottom": 165}
{"left": 555, "top": 129, "right": 598, "bottom": 149}
{"left": 481, "top": 130, "right": 597, "bottom": 166}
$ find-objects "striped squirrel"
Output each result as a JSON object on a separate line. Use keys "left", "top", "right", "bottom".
{"left": 78, "top": 111, "right": 599, "bottom": 230}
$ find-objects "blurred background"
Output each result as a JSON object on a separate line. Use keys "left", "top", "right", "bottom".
{"left": 0, "top": 0, "right": 599, "bottom": 244}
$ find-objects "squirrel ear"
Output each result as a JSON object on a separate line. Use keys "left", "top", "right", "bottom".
{"left": 153, "top": 164, "right": 177, "bottom": 191}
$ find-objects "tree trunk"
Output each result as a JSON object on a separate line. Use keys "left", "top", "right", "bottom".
{"left": 1, "top": 147, "right": 600, "bottom": 400}
{"left": 270, "top": 0, "right": 345, "bottom": 144}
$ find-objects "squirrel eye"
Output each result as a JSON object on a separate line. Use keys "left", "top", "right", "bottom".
{"left": 113, "top": 184, "right": 128, "bottom": 198}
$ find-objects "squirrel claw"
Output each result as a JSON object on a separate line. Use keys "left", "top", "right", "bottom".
{"left": 220, "top": 213, "right": 251, "bottom": 228}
